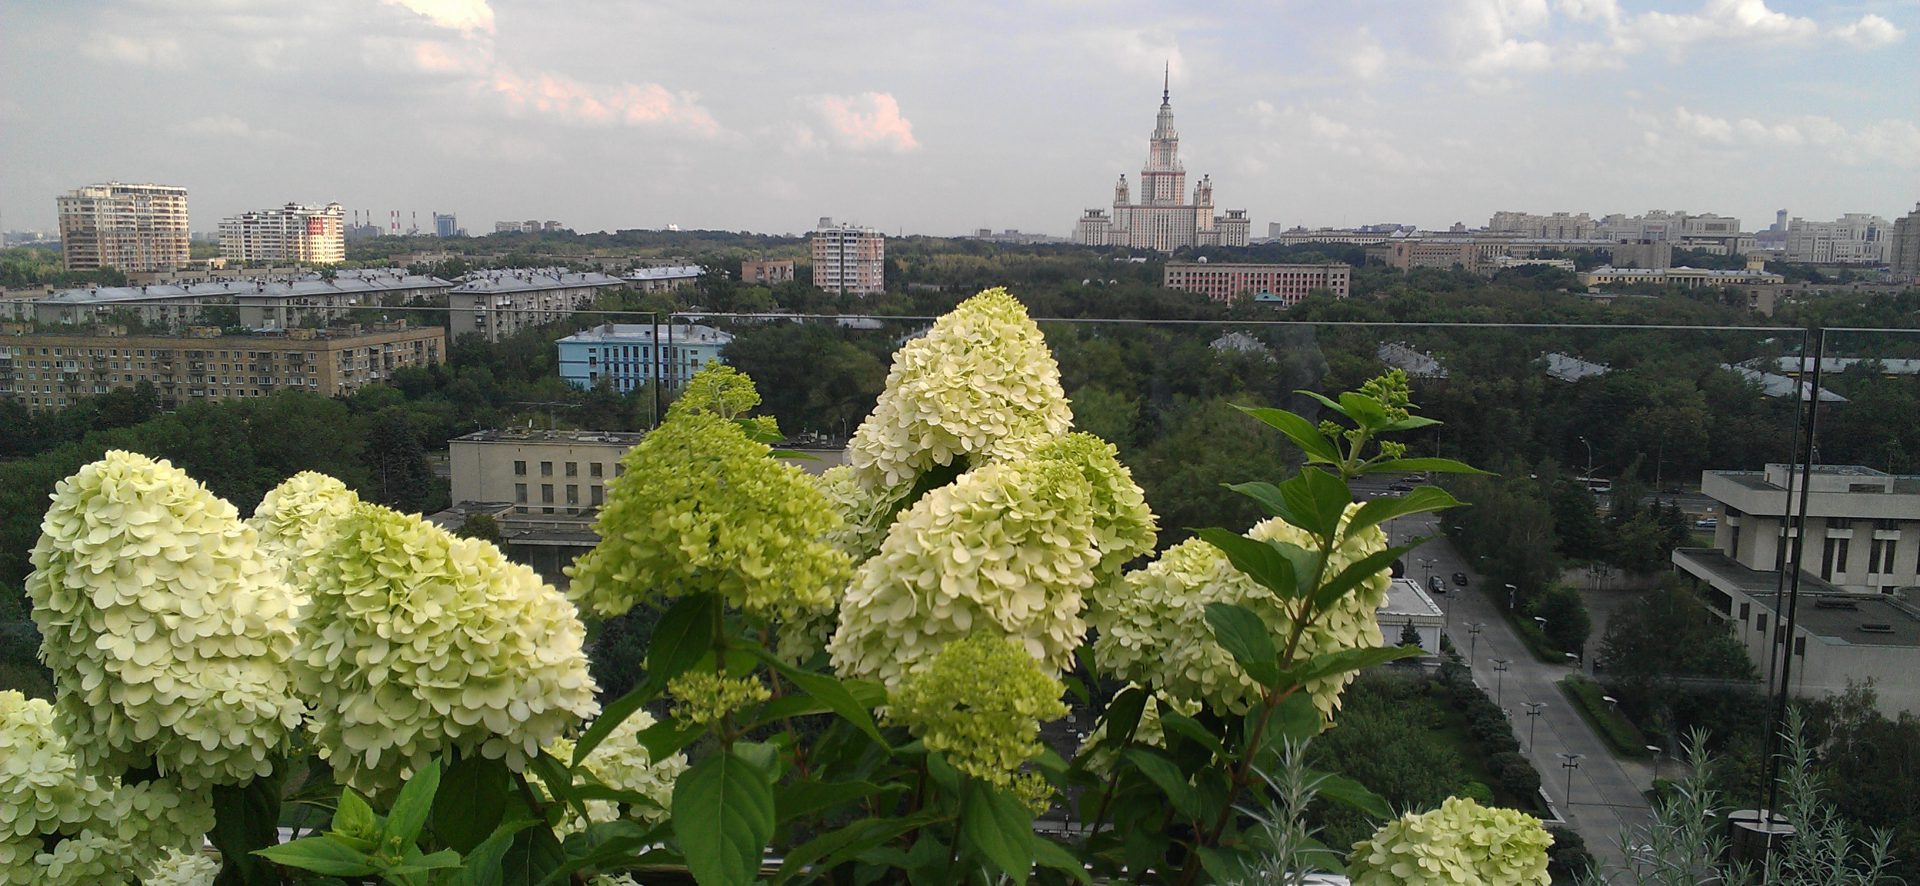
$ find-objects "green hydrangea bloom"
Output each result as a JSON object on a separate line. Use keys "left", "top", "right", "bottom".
{"left": 847, "top": 288, "right": 1072, "bottom": 490}
{"left": 1021, "top": 433, "right": 1157, "bottom": 579}
{"left": 24, "top": 450, "right": 303, "bottom": 788}
{"left": 667, "top": 672, "right": 772, "bottom": 727}
{"left": 812, "top": 464, "right": 897, "bottom": 560}
{"left": 568, "top": 411, "right": 852, "bottom": 623}
{"left": 141, "top": 848, "right": 219, "bottom": 886}
{"left": 294, "top": 501, "right": 600, "bottom": 797}
{"left": 828, "top": 458, "right": 1101, "bottom": 688}
{"left": 1090, "top": 506, "right": 1390, "bottom": 719}
{"left": 543, "top": 710, "right": 687, "bottom": 833}
{"left": 1347, "top": 796, "right": 1554, "bottom": 885}
{"left": 1, "top": 690, "right": 213, "bottom": 885}
{"left": 886, "top": 635, "right": 1067, "bottom": 791}
{"left": 250, "top": 470, "right": 360, "bottom": 593}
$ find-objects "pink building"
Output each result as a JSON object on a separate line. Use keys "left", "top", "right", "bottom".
{"left": 1163, "top": 262, "right": 1351, "bottom": 305}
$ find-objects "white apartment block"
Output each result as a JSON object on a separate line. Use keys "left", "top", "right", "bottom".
{"left": 1891, "top": 203, "right": 1920, "bottom": 284}
{"left": 1674, "top": 464, "right": 1920, "bottom": 716}
{"left": 1597, "top": 210, "right": 1752, "bottom": 255}
{"left": 56, "top": 182, "right": 191, "bottom": 273}
{"left": 811, "top": 218, "right": 885, "bottom": 296}
{"left": 219, "top": 202, "right": 345, "bottom": 265}
{"left": 1487, "top": 211, "right": 1597, "bottom": 239}
{"left": 1784, "top": 213, "right": 1892, "bottom": 265}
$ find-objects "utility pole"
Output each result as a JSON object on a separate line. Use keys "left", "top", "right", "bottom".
{"left": 1491, "top": 658, "right": 1512, "bottom": 707}
{"left": 1522, "top": 702, "right": 1545, "bottom": 752}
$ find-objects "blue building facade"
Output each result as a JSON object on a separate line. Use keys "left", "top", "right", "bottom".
{"left": 557, "top": 323, "right": 733, "bottom": 392}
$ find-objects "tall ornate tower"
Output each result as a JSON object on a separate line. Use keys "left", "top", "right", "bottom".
{"left": 1140, "top": 69, "right": 1186, "bottom": 207}
{"left": 1072, "top": 68, "right": 1248, "bottom": 250}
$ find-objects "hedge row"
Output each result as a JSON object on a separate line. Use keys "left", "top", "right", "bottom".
{"left": 1561, "top": 674, "right": 1653, "bottom": 757}
{"left": 1436, "top": 658, "right": 1544, "bottom": 806}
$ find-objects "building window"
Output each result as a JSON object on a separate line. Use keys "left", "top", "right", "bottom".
{"left": 1870, "top": 539, "right": 1898, "bottom": 577}
{"left": 1875, "top": 518, "right": 1899, "bottom": 531}
{"left": 591, "top": 485, "right": 604, "bottom": 506}
{"left": 1756, "top": 613, "right": 1768, "bottom": 633}
{"left": 590, "top": 462, "right": 603, "bottom": 478}
{"left": 1829, "top": 517, "right": 1853, "bottom": 530}
{"left": 565, "top": 462, "right": 578, "bottom": 477}
{"left": 1822, "top": 537, "right": 1850, "bottom": 580}
{"left": 513, "top": 460, "right": 527, "bottom": 476}
{"left": 566, "top": 485, "right": 579, "bottom": 505}
{"left": 1739, "top": 602, "right": 1750, "bottom": 621}
{"left": 541, "top": 484, "right": 554, "bottom": 504}
{"left": 540, "top": 461, "right": 553, "bottom": 477}
{"left": 514, "top": 483, "right": 527, "bottom": 503}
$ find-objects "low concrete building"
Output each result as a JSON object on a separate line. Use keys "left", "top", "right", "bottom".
{"left": 739, "top": 259, "right": 796, "bottom": 285}
{"left": 623, "top": 265, "right": 705, "bottom": 292}
{"left": 556, "top": 323, "right": 733, "bottom": 393}
{"left": 1164, "top": 261, "right": 1350, "bottom": 305}
{"left": 448, "top": 269, "right": 626, "bottom": 342}
{"left": 1578, "top": 265, "right": 1784, "bottom": 290}
{"left": 27, "top": 270, "right": 450, "bottom": 331}
{"left": 1674, "top": 464, "right": 1920, "bottom": 716}
{"left": 1376, "top": 577, "right": 1445, "bottom": 654}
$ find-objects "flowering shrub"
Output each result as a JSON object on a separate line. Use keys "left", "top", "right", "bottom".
{"left": 668, "top": 671, "right": 773, "bottom": 727}
{"left": 847, "top": 287, "right": 1072, "bottom": 489}
{"left": 249, "top": 470, "right": 360, "bottom": 592}
{"left": 141, "top": 848, "right": 220, "bottom": 886}
{"left": 1091, "top": 506, "right": 1390, "bottom": 719}
{"left": 567, "top": 409, "right": 852, "bottom": 624}
{"left": 887, "top": 633, "right": 1068, "bottom": 793}
{"left": 293, "top": 500, "right": 599, "bottom": 796}
{"left": 24, "top": 450, "right": 302, "bottom": 788}
{"left": 828, "top": 457, "right": 1100, "bottom": 688}
{"left": 1347, "top": 796, "right": 1554, "bottom": 885}
{"left": 1023, "top": 432, "right": 1157, "bottom": 579}
{"left": 812, "top": 464, "right": 895, "bottom": 560}
{"left": 543, "top": 710, "right": 687, "bottom": 832}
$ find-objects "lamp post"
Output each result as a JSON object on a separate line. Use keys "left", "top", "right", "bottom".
{"left": 1466, "top": 622, "right": 1485, "bottom": 668}
{"left": 1522, "top": 701, "right": 1546, "bottom": 751}
{"left": 1646, "top": 745, "right": 1664, "bottom": 783}
{"left": 1559, "top": 753, "right": 1585, "bottom": 805}
{"left": 1578, "top": 435, "right": 1594, "bottom": 486}
{"left": 1491, "top": 658, "right": 1512, "bottom": 707}
{"left": 1419, "top": 556, "right": 1437, "bottom": 585}
{"left": 1506, "top": 582, "right": 1518, "bottom": 611}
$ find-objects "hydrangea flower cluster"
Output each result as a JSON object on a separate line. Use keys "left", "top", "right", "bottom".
{"left": 294, "top": 501, "right": 599, "bottom": 796}
{"left": 1, "top": 691, "right": 213, "bottom": 885}
{"left": 828, "top": 459, "right": 1100, "bottom": 688}
{"left": 567, "top": 411, "right": 852, "bottom": 624}
{"left": 1091, "top": 505, "right": 1390, "bottom": 719}
{"left": 1022, "top": 433, "right": 1157, "bottom": 580}
{"left": 1346, "top": 797, "right": 1553, "bottom": 885}
{"left": 847, "top": 288, "right": 1072, "bottom": 490}
{"left": 811, "top": 465, "right": 897, "bottom": 560}
{"left": 543, "top": 710, "right": 688, "bottom": 832}
{"left": 249, "top": 470, "right": 360, "bottom": 592}
{"left": 667, "top": 672, "right": 772, "bottom": 727}
{"left": 24, "top": 450, "right": 303, "bottom": 788}
{"left": 141, "top": 848, "right": 220, "bottom": 886}
{"left": 886, "top": 634, "right": 1067, "bottom": 794}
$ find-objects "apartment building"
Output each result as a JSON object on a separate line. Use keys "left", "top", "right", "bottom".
{"left": 740, "top": 259, "right": 796, "bottom": 285}
{"left": 1785, "top": 213, "right": 1893, "bottom": 265}
{"left": 449, "top": 428, "right": 639, "bottom": 517}
{"left": 1487, "top": 211, "right": 1598, "bottom": 239}
{"left": 811, "top": 218, "right": 885, "bottom": 296}
{"left": 28, "top": 270, "right": 451, "bottom": 331}
{"left": 1163, "top": 261, "right": 1350, "bottom": 305}
{"left": 56, "top": 182, "right": 191, "bottom": 272}
{"left": 1891, "top": 203, "right": 1920, "bottom": 285}
{"left": 447, "top": 269, "right": 626, "bottom": 342}
{"left": 219, "top": 203, "right": 346, "bottom": 264}
{"left": 0, "top": 322, "right": 444, "bottom": 411}
{"left": 1674, "top": 464, "right": 1920, "bottom": 715}
{"left": 623, "top": 265, "right": 705, "bottom": 292}
{"left": 556, "top": 323, "right": 732, "bottom": 392}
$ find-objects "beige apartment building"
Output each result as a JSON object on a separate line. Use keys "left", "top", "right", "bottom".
{"left": 219, "top": 202, "right": 346, "bottom": 264}
{"left": 447, "top": 269, "right": 627, "bottom": 342}
{"left": 449, "top": 429, "right": 640, "bottom": 516}
{"left": 28, "top": 270, "right": 451, "bottom": 331}
{"left": 57, "top": 182, "right": 191, "bottom": 272}
{"left": 740, "top": 259, "right": 796, "bottom": 285}
{"left": 0, "top": 323, "right": 444, "bottom": 411}
{"left": 1163, "top": 261, "right": 1350, "bottom": 305}
{"left": 811, "top": 219, "right": 885, "bottom": 296}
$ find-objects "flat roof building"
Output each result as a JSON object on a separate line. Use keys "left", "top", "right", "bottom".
{"left": 448, "top": 269, "right": 626, "bottom": 342}
{"left": 556, "top": 322, "right": 732, "bottom": 393}
{"left": 740, "top": 259, "right": 796, "bottom": 286}
{"left": 623, "top": 265, "right": 705, "bottom": 292}
{"left": 57, "top": 182, "right": 190, "bottom": 273}
{"left": 1163, "top": 261, "right": 1350, "bottom": 305}
{"left": 811, "top": 219, "right": 885, "bottom": 296}
{"left": 220, "top": 202, "right": 346, "bottom": 265}
{"left": 28, "top": 270, "right": 451, "bottom": 331}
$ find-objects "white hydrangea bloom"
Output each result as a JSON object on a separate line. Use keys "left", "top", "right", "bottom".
{"left": 295, "top": 501, "right": 600, "bottom": 797}
{"left": 811, "top": 464, "right": 898, "bottom": 561}
{"left": 847, "top": 288, "right": 1072, "bottom": 490}
{"left": 828, "top": 458, "right": 1100, "bottom": 689}
{"left": 25, "top": 450, "right": 303, "bottom": 787}
{"left": 250, "top": 470, "right": 360, "bottom": 595}
{"left": 1019, "top": 433, "right": 1156, "bottom": 579}
{"left": 1091, "top": 506, "right": 1390, "bottom": 719}
{"left": 1347, "top": 796, "right": 1553, "bottom": 885}
{"left": 1, "top": 690, "right": 213, "bottom": 885}
{"left": 542, "top": 710, "right": 687, "bottom": 833}
{"left": 142, "top": 848, "right": 220, "bottom": 886}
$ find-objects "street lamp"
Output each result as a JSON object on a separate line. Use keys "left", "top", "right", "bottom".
{"left": 1491, "top": 658, "right": 1512, "bottom": 707}
{"left": 1522, "top": 701, "right": 1546, "bottom": 751}
{"left": 1505, "top": 583, "right": 1517, "bottom": 610}
{"left": 1578, "top": 435, "right": 1593, "bottom": 485}
{"left": 1646, "top": 745, "right": 1664, "bottom": 783}
{"left": 1559, "top": 752, "right": 1585, "bottom": 805}
{"left": 1466, "top": 622, "right": 1485, "bottom": 667}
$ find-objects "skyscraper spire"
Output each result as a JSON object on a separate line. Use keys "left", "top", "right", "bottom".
{"left": 1162, "top": 62, "right": 1170, "bottom": 105}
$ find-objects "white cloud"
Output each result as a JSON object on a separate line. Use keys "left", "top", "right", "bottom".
{"left": 82, "top": 34, "right": 183, "bottom": 68}
{"left": 489, "top": 70, "right": 723, "bottom": 136}
{"left": 1343, "top": 27, "right": 1390, "bottom": 81}
{"left": 382, "top": 0, "right": 494, "bottom": 34}
{"left": 1832, "top": 14, "right": 1904, "bottom": 48}
{"left": 1651, "top": 106, "right": 1920, "bottom": 166}
{"left": 170, "top": 114, "right": 291, "bottom": 142}
{"left": 807, "top": 93, "right": 920, "bottom": 153}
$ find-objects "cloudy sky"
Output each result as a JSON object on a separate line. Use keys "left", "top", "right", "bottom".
{"left": 2, "top": 0, "right": 1916, "bottom": 237}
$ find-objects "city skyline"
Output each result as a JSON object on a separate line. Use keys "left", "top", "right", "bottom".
{"left": 2, "top": 0, "right": 1916, "bottom": 238}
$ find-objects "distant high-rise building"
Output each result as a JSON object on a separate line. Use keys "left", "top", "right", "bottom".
{"left": 1073, "top": 73, "right": 1250, "bottom": 252}
{"left": 56, "top": 182, "right": 190, "bottom": 272}
{"left": 811, "top": 218, "right": 885, "bottom": 296}
{"left": 1785, "top": 213, "right": 1892, "bottom": 264}
{"left": 219, "top": 202, "right": 345, "bottom": 264}
{"left": 433, "top": 213, "right": 460, "bottom": 238}
{"left": 1890, "top": 203, "right": 1920, "bottom": 284}
{"left": 1487, "top": 211, "right": 1597, "bottom": 239}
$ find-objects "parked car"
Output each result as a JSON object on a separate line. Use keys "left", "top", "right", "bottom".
{"left": 1451, "top": 571, "right": 1469, "bottom": 587}
{"left": 1429, "top": 575, "right": 1446, "bottom": 595}
{"left": 1695, "top": 518, "right": 1718, "bottom": 529}
{"left": 1388, "top": 483, "right": 1415, "bottom": 493}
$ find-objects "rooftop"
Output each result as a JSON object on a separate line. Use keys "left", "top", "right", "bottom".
{"left": 1748, "top": 588, "right": 1920, "bottom": 648}
{"left": 449, "top": 269, "right": 625, "bottom": 294}
{"left": 1542, "top": 352, "right": 1610, "bottom": 382}
{"left": 452, "top": 428, "right": 644, "bottom": 446}
{"left": 36, "top": 273, "right": 452, "bottom": 305}
{"left": 1673, "top": 547, "right": 1845, "bottom": 599}
{"left": 1720, "top": 364, "right": 1846, "bottom": 402}
{"left": 1380, "top": 577, "right": 1445, "bottom": 619}
{"left": 558, "top": 323, "right": 733, "bottom": 346}
{"left": 623, "top": 265, "right": 706, "bottom": 282}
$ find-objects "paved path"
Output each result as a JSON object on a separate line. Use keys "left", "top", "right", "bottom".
{"left": 1393, "top": 513, "right": 1655, "bottom": 874}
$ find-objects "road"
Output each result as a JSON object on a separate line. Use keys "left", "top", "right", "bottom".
{"left": 1392, "top": 511, "right": 1655, "bottom": 874}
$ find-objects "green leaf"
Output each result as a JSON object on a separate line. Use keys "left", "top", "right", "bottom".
{"left": 1234, "top": 405, "right": 1341, "bottom": 464}
{"left": 1306, "top": 543, "right": 1419, "bottom": 615}
{"left": 1295, "top": 389, "right": 1348, "bottom": 420}
{"left": 433, "top": 755, "right": 511, "bottom": 853}
{"left": 1197, "top": 846, "right": 1255, "bottom": 884}
{"left": 1345, "top": 486, "right": 1462, "bottom": 540}
{"left": 672, "top": 748, "right": 776, "bottom": 886}
{"left": 253, "top": 836, "right": 380, "bottom": 877}
{"left": 527, "top": 750, "right": 591, "bottom": 832}
{"left": 1081, "top": 685, "right": 1146, "bottom": 764}
{"left": 448, "top": 819, "right": 538, "bottom": 886}
{"left": 332, "top": 789, "right": 376, "bottom": 839}
{"left": 1292, "top": 467, "right": 1354, "bottom": 539}
{"left": 1031, "top": 838, "right": 1093, "bottom": 884}
{"left": 211, "top": 770, "right": 285, "bottom": 886}
{"left": 775, "top": 780, "right": 886, "bottom": 825}
{"left": 1156, "top": 708, "right": 1226, "bottom": 761}
{"left": 748, "top": 646, "right": 889, "bottom": 749}
{"left": 1361, "top": 456, "right": 1491, "bottom": 476}
{"left": 1281, "top": 645, "right": 1425, "bottom": 686}
{"left": 575, "top": 592, "right": 718, "bottom": 767}
{"left": 1309, "top": 770, "right": 1394, "bottom": 820}
{"left": 382, "top": 758, "right": 442, "bottom": 849}
{"left": 535, "top": 827, "right": 659, "bottom": 886}
{"left": 961, "top": 782, "right": 1034, "bottom": 880}
{"left": 1203, "top": 602, "right": 1280, "bottom": 687}
{"left": 1223, "top": 481, "right": 1311, "bottom": 529}
{"left": 568, "top": 781, "right": 667, "bottom": 813}
{"left": 1193, "top": 528, "right": 1300, "bottom": 601}
{"left": 1381, "top": 415, "right": 1441, "bottom": 432}
{"left": 925, "top": 752, "right": 962, "bottom": 795}
{"left": 1337, "top": 391, "right": 1391, "bottom": 431}
{"left": 633, "top": 719, "right": 706, "bottom": 762}
{"left": 387, "top": 848, "right": 464, "bottom": 876}
{"left": 1267, "top": 692, "right": 1323, "bottom": 744}
{"left": 771, "top": 813, "right": 941, "bottom": 885}
{"left": 500, "top": 822, "right": 567, "bottom": 886}
{"left": 1121, "top": 748, "right": 1204, "bottom": 820}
